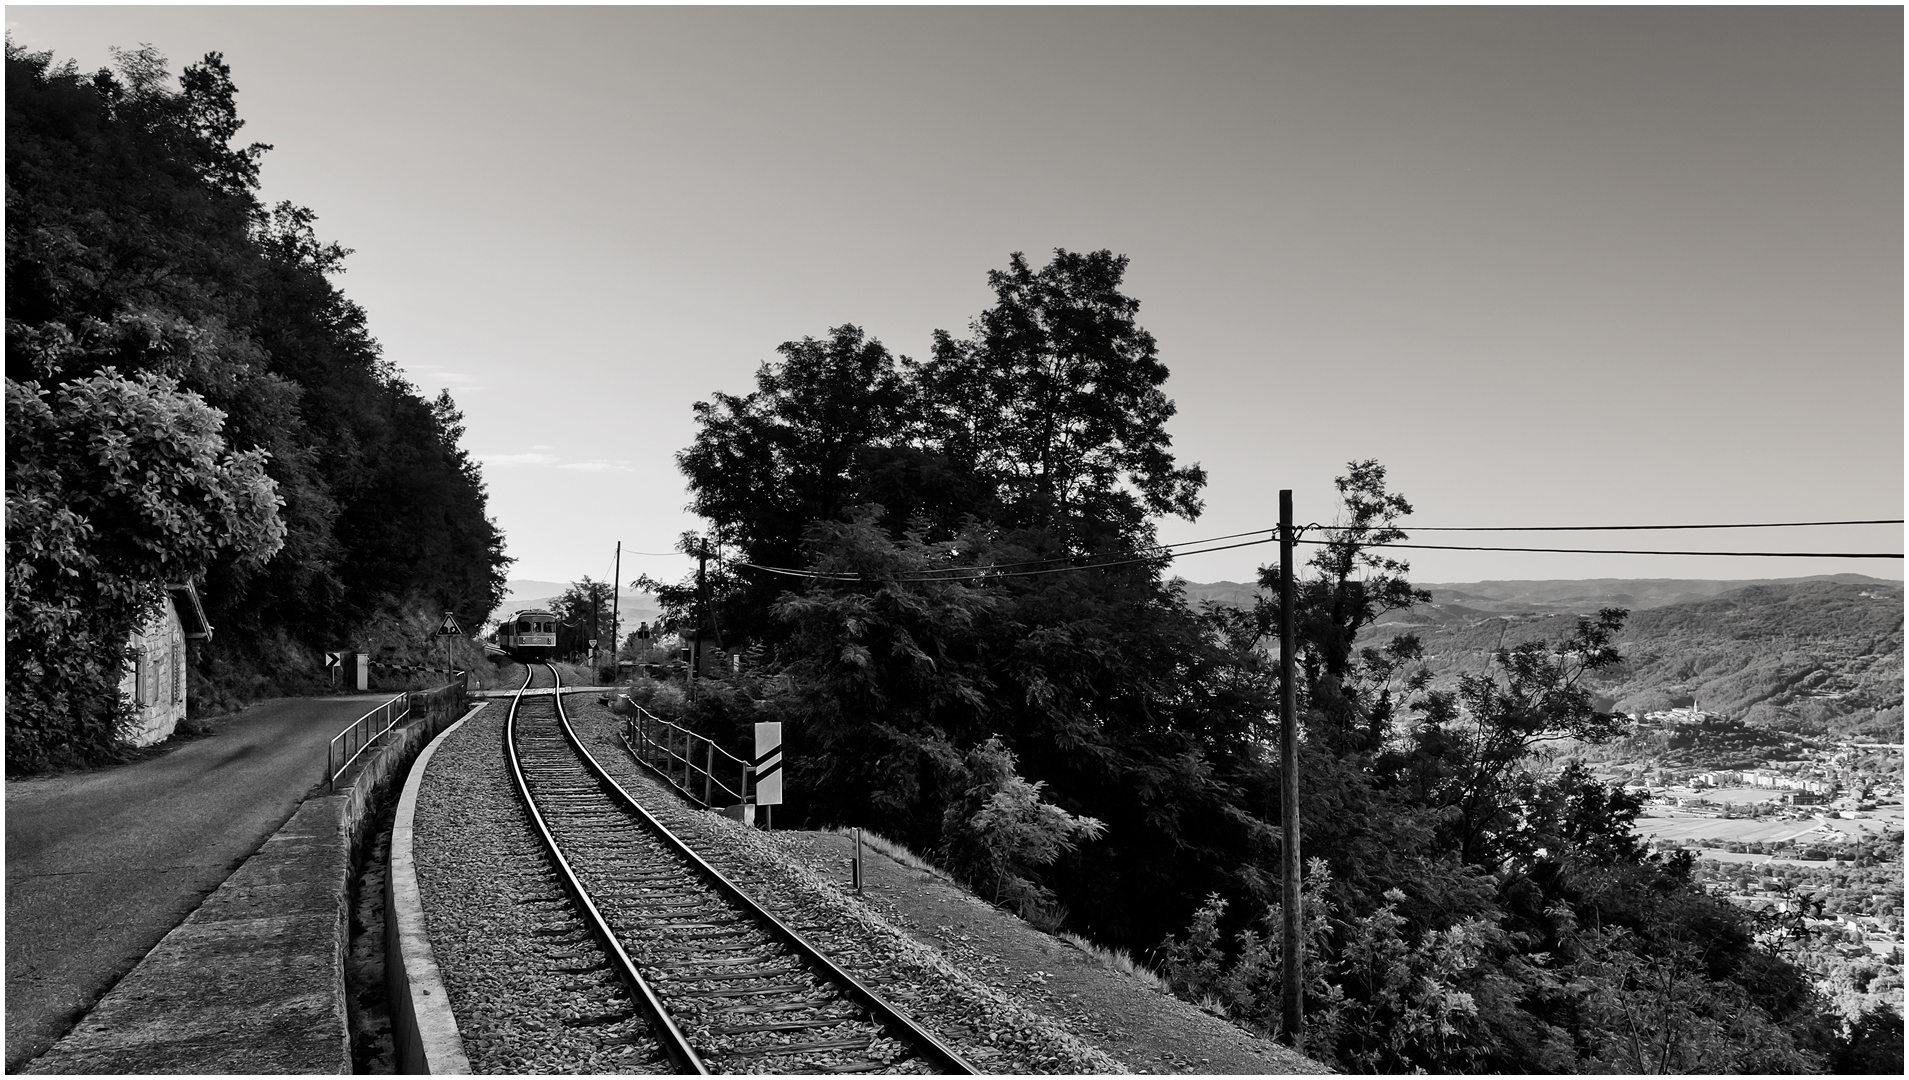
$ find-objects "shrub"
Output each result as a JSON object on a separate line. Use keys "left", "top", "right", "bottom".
{"left": 938, "top": 735, "right": 1105, "bottom": 920}
{"left": 1155, "top": 858, "right": 1347, "bottom": 1060}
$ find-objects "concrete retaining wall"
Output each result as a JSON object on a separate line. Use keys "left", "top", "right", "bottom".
{"left": 26, "top": 698, "right": 484, "bottom": 1074}
{"left": 385, "top": 709, "right": 478, "bottom": 1073}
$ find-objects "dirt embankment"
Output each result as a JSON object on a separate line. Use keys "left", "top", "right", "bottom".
{"left": 768, "top": 830, "right": 1328, "bottom": 1075}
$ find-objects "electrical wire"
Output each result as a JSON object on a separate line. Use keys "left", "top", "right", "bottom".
{"left": 734, "top": 534, "right": 1285, "bottom": 583}
{"left": 652, "top": 518, "right": 1905, "bottom": 581}
{"left": 727, "top": 527, "right": 1273, "bottom": 582}
{"left": 1338, "top": 518, "right": 1903, "bottom": 532}
{"left": 733, "top": 529, "right": 1901, "bottom": 583}
{"left": 1295, "top": 540, "right": 1902, "bottom": 559}
{"left": 698, "top": 513, "right": 1909, "bottom": 584}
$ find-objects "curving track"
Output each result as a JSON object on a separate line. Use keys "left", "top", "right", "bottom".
{"left": 504, "top": 664, "right": 977, "bottom": 1075}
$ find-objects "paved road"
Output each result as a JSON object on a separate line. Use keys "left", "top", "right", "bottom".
{"left": 5, "top": 694, "right": 395, "bottom": 1071}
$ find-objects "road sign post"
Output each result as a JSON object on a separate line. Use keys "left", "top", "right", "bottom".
{"left": 753, "top": 721, "right": 783, "bottom": 829}
{"left": 434, "top": 613, "right": 463, "bottom": 686}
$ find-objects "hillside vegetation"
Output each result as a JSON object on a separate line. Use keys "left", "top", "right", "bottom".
{"left": 6, "top": 43, "right": 510, "bottom": 768}
{"left": 1187, "top": 576, "right": 1904, "bottom": 741}
{"left": 627, "top": 245, "right": 1891, "bottom": 1070}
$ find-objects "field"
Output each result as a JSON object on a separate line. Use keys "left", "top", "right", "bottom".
{"left": 1633, "top": 812, "right": 1829, "bottom": 845}
{"left": 1633, "top": 802, "right": 1904, "bottom": 848}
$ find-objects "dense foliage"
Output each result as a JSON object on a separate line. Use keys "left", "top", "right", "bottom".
{"left": 647, "top": 247, "right": 1895, "bottom": 1071}
{"left": 6, "top": 43, "right": 509, "bottom": 768}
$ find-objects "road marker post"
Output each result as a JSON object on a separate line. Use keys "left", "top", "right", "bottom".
{"left": 754, "top": 721, "right": 783, "bottom": 830}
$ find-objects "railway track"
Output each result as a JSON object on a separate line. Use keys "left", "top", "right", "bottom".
{"left": 504, "top": 664, "right": 978, "bottom": 1075}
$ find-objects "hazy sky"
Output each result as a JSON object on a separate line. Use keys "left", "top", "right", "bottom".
{"left": 8, "top": 5, "right": 1902, "bottom": 588}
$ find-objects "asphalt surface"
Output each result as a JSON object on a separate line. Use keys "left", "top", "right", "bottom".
{"left": 4, "top": 693, "right": 394, "bottom": 1071}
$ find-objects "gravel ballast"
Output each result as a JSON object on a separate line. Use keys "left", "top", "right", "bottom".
{"left": 410, "top": 708, "right": 666, "bottom": 1073}
{"left": 413, "top": 690, "right": 1325, "bottom": 1074}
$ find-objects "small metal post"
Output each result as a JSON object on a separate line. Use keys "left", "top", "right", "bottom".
{"left": 702, "top": 740, "right": 714, "bottom": 807}
{"left": 853, "top": 827, "right": 864, "bottom": 894}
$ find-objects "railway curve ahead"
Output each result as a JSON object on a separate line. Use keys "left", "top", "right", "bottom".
{"left": 505, "top": 664, "right": 978, "bottom": 1075}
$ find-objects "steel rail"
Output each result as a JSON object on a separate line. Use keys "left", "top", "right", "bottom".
{"left": 504, "top": 664, "right": 709, "bottom": 1074}
{"left": 553, "top": 688, "right": 980, "bottom": 1074}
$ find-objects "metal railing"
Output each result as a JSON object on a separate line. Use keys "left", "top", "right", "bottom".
{"left": 324, "top": 672, "right": 468, "bottom": 792}
{"left": 622, "top": 699, "right": 752, "bottom": 810}
{"left": 328, "top": 694, "right": 410, "bottom": 791}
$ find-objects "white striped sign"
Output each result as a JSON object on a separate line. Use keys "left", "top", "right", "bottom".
{"left": 753, "top": 722, "right": 783, "bottom": 806}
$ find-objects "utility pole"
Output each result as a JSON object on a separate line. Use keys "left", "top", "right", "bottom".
{"left": 610, "top": 541, "right": 621, "bottom": 683}
{"left": 1279, "top": 489, "right": 1303, "bottom": 1046}
{"left": 590, "top": 585, "right": 601, "bottom": 677}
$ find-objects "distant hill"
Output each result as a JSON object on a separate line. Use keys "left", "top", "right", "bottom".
{"left": 1175, "top": 574, "right": 1897, "bottom": 619}
{"left": 1175, "top": 575, "right": 1904, "bottom": 741}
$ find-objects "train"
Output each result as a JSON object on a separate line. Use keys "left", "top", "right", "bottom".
{"left": 494, "top": 608, "right": 559, "bottom": 661}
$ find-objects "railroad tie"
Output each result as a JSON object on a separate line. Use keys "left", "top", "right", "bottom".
{"left": 667, "top": 963, "right": 804, "bottom": 982}
{"left": 670, "top": 982, "right": 815, "bottom": 999}
{"left": 704, "top": 1019, "right": 857, "bottom": 1036}
{"left": 709, "top": 1037, "right": 877, "bottom": 1059}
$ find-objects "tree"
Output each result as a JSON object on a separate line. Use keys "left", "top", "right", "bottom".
{"left": 552, "top": 576, "right": 618, "bottom": 661}
{"left": 674, "top": 326, "right": 931, "bottom": 643}
{"left": 1400, "top": 608, "right": 1633, "bottom": 866}
{"left": 7, "top": 42, "right": 510, "bottom": 745}
{"left": 6, "top": 370, "right": 283, "bottom": 769}
{"left": 770, "top": 508, "right": 1003, "bottom": 837}
{"left": 921, "top": 248, "right": 1205, "bottom": 553}
{"left": 670, "top": 250, "right": 1210, "bottom": 651}
{"left": 680, "top": 324, "right": 917, "bottom": 562}
{"left": 667, "top": 250, "right": 1277, "bottom": 948}
{"left": 1256, "top": 460, "right": 1431, "bottom": 754}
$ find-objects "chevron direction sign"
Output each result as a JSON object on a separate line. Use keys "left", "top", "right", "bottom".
{"left": 753, "top": 722, "right": 783, "bottom": 806}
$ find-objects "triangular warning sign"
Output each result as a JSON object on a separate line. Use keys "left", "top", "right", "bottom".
{"left": 435, "top": 612, "right": 463, "bottom": 637}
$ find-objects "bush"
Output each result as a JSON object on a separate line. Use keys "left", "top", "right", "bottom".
{"left": 938, "top": 736, "right": 1105, "bottom": 920}
{"left": 1155, "top": 860, "right": 1347, "bottom": 1062}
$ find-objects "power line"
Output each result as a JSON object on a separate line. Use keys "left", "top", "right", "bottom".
{"left": 1196, "top": 518, "right": 1900, "bottom": 539}
{"left": 731, "top": 531, "right": 1256, "bottom": 583}
{"left": 1298, "top": 540, "right": 1903, "bottom": 559}
{"left": 1352, "top": 518, "right": 1902, "bottom": 532}
{"left": 725, "top": 524, "right": 1294, "bottom": 582}
{"left": 735, "top": 547, "right": 1184, "bottom": 582}
{"left": 734, "top": 534, "right": 1281, "bottom": 582}
{"left": 661, "top": 518, "right": 1906, "bottom": 581}
{"left": 723, "top": 513, "right": 1906, "bottom": 583}
{"left": 735, "top": 529, "right": 1901, "bottom": 583}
